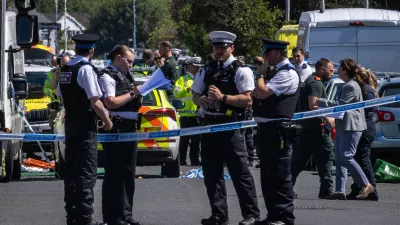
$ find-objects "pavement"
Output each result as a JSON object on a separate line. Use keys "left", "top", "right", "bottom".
{"left": 1, "top": 165, "right": 400, "bottom": 225}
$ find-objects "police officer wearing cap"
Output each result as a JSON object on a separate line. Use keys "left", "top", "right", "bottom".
{"left": 192, "top": 31, "right": 260, "bottom": 225}
{"left": 173, "top": 57, "right": 203, "bottom": 166}
{"left": 292, "top": 47, "right": 312, "bottom": 82}
{"left": 57, "top": 33, "right": 112, "bottom": 225}
{"left": 98, "top": 45, "right": 142, "bottom": 225}
{"left": 251, "top": 39, "right": 300, "bottom": 225}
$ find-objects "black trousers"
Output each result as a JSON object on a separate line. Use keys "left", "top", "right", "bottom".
{"left": 102, "top": 119, "right": 138, "bottom": 224}
{"left": 64, "top": 131, "right": 98, "bottom": 225}
{"left": 350, "top": 128, "right": 379, "bottom": 197}
{"left": 201, "top": 116, "right": 260, "bottom": 221}
{"left": 179, "top": 116, "right": 201, "bottom": 164}
{"left": 291, "top": 128, "right": 334, "bottom": 197}
{"left": 245, "top": 127, "right": 255, "bottom": 162}
{"left": 258, "top": 122, "right": 295, "bottom": 225}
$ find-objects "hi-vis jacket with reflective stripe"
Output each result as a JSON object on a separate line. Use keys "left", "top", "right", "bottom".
{"left": 173, "top": 73, "right": 197, "bottom": 117}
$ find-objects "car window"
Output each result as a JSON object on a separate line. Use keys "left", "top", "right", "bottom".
{"left": 141, "top": 90, "right": 156, "bottom": 106}
{"left": 26, "top": 71, "right": 48, "bottom": 86}
{"left": 382, "top": 86, "right": 400, "bottom": 108}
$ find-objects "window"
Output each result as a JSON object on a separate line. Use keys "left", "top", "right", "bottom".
{"left": 26, "top": 71, "right": 48, "bottom": 87}
{"left": 141, "top": 90, "right": 156, "bottom": 106}
{"left": 382, "top": 86, "right": 400, "bottom": 108}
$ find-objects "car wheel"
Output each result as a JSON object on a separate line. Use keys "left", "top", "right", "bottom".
{"left": 12, "top": 147, "right": 21, "bottom": 180}
{"left": 55, "top": 142, "right": 66, "bottom": 179}
{"left": 0, "top": 141, "right": 16, "bottom": 183}
{"left": 161, "top": 151, "right": 180, "bottom": 178}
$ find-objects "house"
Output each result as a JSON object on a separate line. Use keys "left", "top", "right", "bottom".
{"left": 57, "top": 12, "right": 87, "bottom": 39}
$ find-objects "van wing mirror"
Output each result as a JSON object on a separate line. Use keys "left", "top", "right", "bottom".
{"left": 11, "top": 73, "right": 28, "bottom": 99}
{"left": 305, "top": 50, "right": 310, "bottom": 60}
{"left": 16, "top": 14, "right": 39, "bottom": 48}
{"left": 14, "top": 0, "right": 36, "bottom": 11}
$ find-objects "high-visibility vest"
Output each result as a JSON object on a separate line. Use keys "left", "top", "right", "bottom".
{"left": 173, "top": 73, "right": 197, "bottom": 117}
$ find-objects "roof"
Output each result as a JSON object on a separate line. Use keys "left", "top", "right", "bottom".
{"left": 277, "top": 24, "right": 299, "bottom": 32}
{"left": 56, "top": 12, "right": 86, "bottom": 31}
{"left": 24, "top": 64, "right": 53, "bottom": 72}
{"left": 300, "top": 8, "right": 400, "bottom": 23}
{"left": 29, "top": 9, "right": 52, "bottom": 23}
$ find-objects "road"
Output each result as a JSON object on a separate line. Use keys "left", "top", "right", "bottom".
{"left": 1, "top": 166, "right": 400, "bottom": 225}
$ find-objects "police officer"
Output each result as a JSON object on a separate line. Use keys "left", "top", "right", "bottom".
{"left": 173, "top": 57, "right": 203, "bottom": 166}
{"left": 292, "top": 47, "right": 312, "bottom": 82}
{"left": 192, "top": 31, "right": 260, "bottom": 225}
{"left": 171, "top": 48, "right": 182, "bottom": 62}
{"left": 291, "top": 58, "right": 335, "bottom": 199}
{"left": 98, "top": 45, "right": 142, "bottom": 225}
{"left": 57, "top": 33, "right": 112, "bottom": 225}
{"left": 252, "top": 39, "right": 300, "bottom": 225}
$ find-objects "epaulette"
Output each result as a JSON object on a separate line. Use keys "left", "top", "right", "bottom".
{"left": 302, "top": 63, "right": 308, "bottom": 69}
{"left": 315, "top": 76, "right": 321, "bottom": 81}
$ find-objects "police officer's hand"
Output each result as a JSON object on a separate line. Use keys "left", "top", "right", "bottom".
{"left": 103, "top": 119, "right": 113, "bottom": 131}
{"left": 132, "top": 85, "right": 141, "bottom": 96}
{"left": 199, "top": 95, "right": 211, "bottom": 108}
{"left": 257, "top": 64, "right": 269, "bottom": 76}
{"left": 208, "top": 85, "right": 223, "bottom": 101}
{"left": 186, "top": 87, "right": 192, "bottom": 92}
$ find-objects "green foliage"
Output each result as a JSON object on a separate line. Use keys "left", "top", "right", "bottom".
{"left": 88, "top": 0, "right": 171, "bottom": 55}
{"left": 147, "top": 17, "right": 179, "bottom": 48}
{"left": 177, "top": 0, "right": 283, "bottom": 60}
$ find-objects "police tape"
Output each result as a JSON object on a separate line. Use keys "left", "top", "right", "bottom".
{"left": 0, "top": 94, "right": 399, "bottom": 143}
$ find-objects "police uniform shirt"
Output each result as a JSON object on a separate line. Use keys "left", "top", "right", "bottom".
{"left": 192, "top": 55, "right": 255, "bottom": 113}
{"left": 296, "top": 61, "right": 312, "bottom": 82}
{"left": 56, "top": 55, "right": 103, "bottom": 99}
{"left": 98, "top": 65, "right": 139, "bottom": 120}
{"left": 266, "top": 58, "right": 299, "bottom": 96}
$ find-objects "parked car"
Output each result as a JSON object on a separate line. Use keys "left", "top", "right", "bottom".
{"left": 53, "top": 75, "right": 185, "bottom": 178}
{"left": 371, "top": 74, "right": 400, "bottom": 165}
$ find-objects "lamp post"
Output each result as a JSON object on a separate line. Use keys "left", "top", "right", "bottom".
{"left": 133, "top": 0, "right": 136, "bottom": 49}
{"left": 64, "top": 0, "right": 67, "bottom": 51}
{"left": 285, "top": 0, "right": 290, "bottom": 21}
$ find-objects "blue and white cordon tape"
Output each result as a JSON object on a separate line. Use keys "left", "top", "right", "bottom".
{"left": 1, "top": 95, "right": 400, "bottom": 143}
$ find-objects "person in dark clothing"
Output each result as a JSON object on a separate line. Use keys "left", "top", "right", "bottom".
{"left": 98, "top": 45, "right": 143, "bottom": 225}
{"left": 192, "top": 31, "right": 260, "bottom": 225}
{"left": 244, "top": 108, "right": 256, "bottom": 167}
{"left": 347, "top": 66, "right": 379, "bottom": 201}
{"left": 252, "top": 39, "right": 300, "bottom": 225}
{"left": 57, "top": 33, "right": 112, "bottom": 225}
{"left": 159, "top": 41, "right": 179, "bottom": 97}
{"left": 291, "top": 58, "right": 335, "bottom": 199}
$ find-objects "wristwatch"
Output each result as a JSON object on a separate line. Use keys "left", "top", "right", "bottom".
{"left": 129, "top": 91, "right": 135, "bottom": 98}
{"left": 222, "top": 95, "right": 228, "bottom": 103}
{"left": 255, "top": 74, "right": 265, "bottom": 80}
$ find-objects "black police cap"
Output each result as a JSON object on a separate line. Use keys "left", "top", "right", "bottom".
{"left": 72, "top": 33, "right": 100, "bottom": 49}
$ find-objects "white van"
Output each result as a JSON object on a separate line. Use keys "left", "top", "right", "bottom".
{"left": 298, "top": 8, "right": 400, "bottom": 72}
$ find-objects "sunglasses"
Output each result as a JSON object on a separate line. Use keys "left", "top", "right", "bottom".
{"left": 154, "top": 57, "right": 162, "bottom": 60}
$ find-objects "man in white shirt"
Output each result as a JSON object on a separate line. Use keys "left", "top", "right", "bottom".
{"left": 192, "top": 31, "right": 260, "bottom": 225}
{"left": 292, "top": 47, "right": 312, "bottom": 82}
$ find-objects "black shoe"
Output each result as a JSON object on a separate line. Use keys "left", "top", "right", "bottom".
{"left": 319, "top": 191, "right": 335, "bottom": 199}
{"left": 345, "top": 191, "right": 358, "bottom": 200}
{"left": 239, "top": 217, "right": 258, "bottom": 225}
{"left": 125, "top": 217, "right": 142, "bottom": 225}
{"left": 201, "top": 216, "right": 230, "bottom": 225}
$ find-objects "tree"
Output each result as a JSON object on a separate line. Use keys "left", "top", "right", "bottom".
{"left": 177, "top": 0, "right": 283, "bottom": 60}
{"left": 147, "top": 17, "right": 180, "bottom": 48}
{"left": 88, "top": 0, "right": 173, "bottom": 55}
